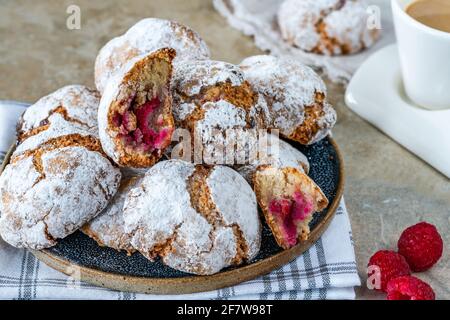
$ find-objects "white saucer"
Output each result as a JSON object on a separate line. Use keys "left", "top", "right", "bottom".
{"left": 345, "top": 44, "right": 450, "bottom": 179}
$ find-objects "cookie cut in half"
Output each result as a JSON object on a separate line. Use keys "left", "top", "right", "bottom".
{"left": 123, "top": 160, "right": 261, "bottom": 275}
{"left": 95, "top": 18, "right": 210, "bottom": 93}
{"left": 0, "top": 85, "right": 121, "bottom": 250}
{"left": 253, "top": 166, "right": 328, "bottom": 249}
{"left": 278, "top": 0, "right": 380, "bottom": 55}
{"left": 81, "top": 175, "right": 141, "bottom": 255}
{"left": 240, "top": 55, "right": 336, "bottom": 145}
{"left": 98, "top": 48, "right": 176, "bottom": 168}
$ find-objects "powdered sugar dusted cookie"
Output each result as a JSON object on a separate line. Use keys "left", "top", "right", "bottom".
{"left": 95, "top": 18, "right": 211, "bottom": 93}
{"left": 254, "top": 166, "right": 328, "bottom": 249}
{"left": 240, "top": 55, "right": 336, "bottom": 145}
{"left": 0, "top": 85, "right": 121, "bottom": 250}
{"left": 123, "top": 160, "right": 261, "bottom": 275}
{"left": 98, "top": 48, "right": 176, "bottom": 168}
{"left": 171, "top": 60, "right": 267, "bottom": 165}
{"left": 0, "top": 146, "right": 121, "bottom": 250}
{"left": 237, "top": 134, "right": 310, "bottom": 183}
{"left": 278, "top": 0, "right": 380, "bottom": 55}
{"left": 81, "top": 175, "right": 140, "bottom": 255}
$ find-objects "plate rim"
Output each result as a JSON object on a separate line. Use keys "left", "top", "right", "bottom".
{"left": 1, "top": 137, "right": 345, "bottom": 295}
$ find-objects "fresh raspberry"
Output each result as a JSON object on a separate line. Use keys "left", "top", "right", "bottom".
{"left": 398, "top": 222, "right": 443, "bottom": 272}
{"left": 386, "top": 276, "right": 435, "bottom": 300}
{"left": 367, "top": 250, "right": 411, "bottom": 291}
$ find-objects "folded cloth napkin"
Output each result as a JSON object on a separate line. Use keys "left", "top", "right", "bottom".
{"left": 213, "top": 0, "right": 395, "bottom": 84}
{"left": 0, "top": 100, "right": 360, "bottom": 300}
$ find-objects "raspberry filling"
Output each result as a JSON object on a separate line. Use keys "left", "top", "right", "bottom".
{"left": 268, "top": 191, "right": 314, "bottom": 247}
{"left": 112, "top": 97, "right": 172, "bottom": 153}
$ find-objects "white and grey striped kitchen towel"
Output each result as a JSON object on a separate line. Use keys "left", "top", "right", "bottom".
{"left": 0, "top": 100, "right": 360, "bottom": 300}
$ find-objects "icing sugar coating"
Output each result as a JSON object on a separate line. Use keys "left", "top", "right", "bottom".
{"left": 240, "top": 55, "right": 337, "bottom": 144}
{"left": 123, "top": 160, "right": 260, "bottom": 275}
{"left": 196, "top": 100, "right": 250, "bottom": 164}
{"left": 14, "top": 85, "right": 101, "bottom": 158}
{"left": 240, "top": 55, "right": 326, "bottom": 105}
{"left": 206, "top": 166, "right": 261, "bottom": 260}
{"left": 313, "top": 102, "right": 337, "bottom": 143}
{"left": 173, "top": 102, "right": 197, "bottom": 122}
{"left": 81, "top": 175, "right": 141, "bottom": 254}
{"left": 95, "top": 18, "right": 211, "bottom": 93}
{"left": 171, "top": 60, "right": 265, "bottom": 165}
{"left": 123, "top": 160, "right": 199, "bottom": 261}
{"left": 278, "top": 0, "right": 379, "bottom": 55}
{"left": 0, "top": 147, "right": 121, "bottom": 250}
{"left": 13, "top": 113, "right": 95, "bottom": 157}
{"left": 172, "top": 60, "right": 245, "bottom": 97}
{"left": 18, "top": 85, "right": 100, "bottom": 135}
{"left": 237, "top": 134, "right": 310, "bottom": 183}
{"left": 198, "top": 100, "right": 248, "bottom": 131}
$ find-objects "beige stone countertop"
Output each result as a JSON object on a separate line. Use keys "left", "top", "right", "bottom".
{"left": 0, "top": 0, "right": 448, "bottom": 300}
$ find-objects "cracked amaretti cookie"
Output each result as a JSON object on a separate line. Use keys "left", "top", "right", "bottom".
{"left": 123, "top": 160, "right": 261, "bottom": 275}
{"left": 237, "top": 134, "right": 310, "bottom": 183}
{"left": 170, "top": 60, "right": 267, "bottom": 164}
{"left": 278, "top": 0, "right": 380, "bottom": 55}
{"left": 254, "top": 166, "right": 328, "bottom": 249}
{"left": 0, "top": 85, "right": 121, "bottom": 250}
{"left": 81, "top": 175, "right": 140, "bottom": 255}
{"left": 98, "top": 49, "right": 176, "bottom": 168}
{"left": 95, "top": 18, "right": 211, "bottom": 93}
{"left": 240, "top": 55, "right": 336, "bottom": 145}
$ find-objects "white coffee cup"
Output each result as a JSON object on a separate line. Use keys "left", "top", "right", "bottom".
{"left": 392, "top": 0, "right": 450, "bottom": 110}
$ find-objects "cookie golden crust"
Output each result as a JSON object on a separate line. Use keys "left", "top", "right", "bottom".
{"left": 123, "top": 160, "right": 261, "bottom": 275}
{"left": 170, "top": 60, "right": 268, "bottom": 164}
{"left": 95, "top": 18, "right": 211, "bottom": 93}
{"left": 240, "top": 55, "right": 336, "bottom": 145}
{"left": 278, "top": 0, "right": 380, "bottom": 56}
{"left": 98, "top": 48, "right": 176, "bottom": 168}
{"left": 81, "top": 175, "right": 141, "bottom": 255}
{"left": 253, "top": 166, "right": 328, "bottom": 250}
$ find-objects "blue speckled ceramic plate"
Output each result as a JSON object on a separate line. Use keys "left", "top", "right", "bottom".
{"left": 4, "top": 137, "right": 344, "bottom": 294}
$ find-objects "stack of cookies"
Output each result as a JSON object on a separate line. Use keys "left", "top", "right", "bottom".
{"left": 0, "top": 18, "right": 337, "bottom": 275}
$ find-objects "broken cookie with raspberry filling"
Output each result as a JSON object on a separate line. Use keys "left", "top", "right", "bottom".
{"left": 98, "top": 48, "right": 176, "bottom": 168}
{"left": 253, "top": 166, "right": 328, "bottom": 249}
